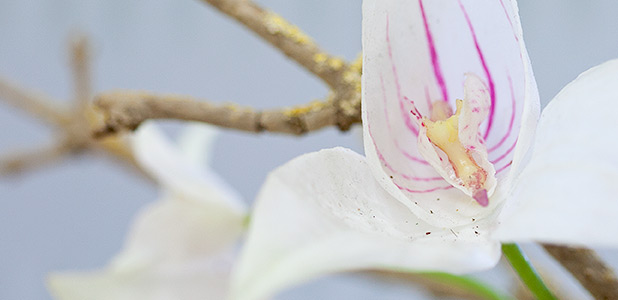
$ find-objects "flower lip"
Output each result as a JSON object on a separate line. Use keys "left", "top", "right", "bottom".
{"left": 415, "top": 74, "right": 497, "bottom": 206}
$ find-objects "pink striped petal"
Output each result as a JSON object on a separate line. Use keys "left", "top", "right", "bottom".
{"left": 362, "top": 0, "right": 537, "bottom": 227}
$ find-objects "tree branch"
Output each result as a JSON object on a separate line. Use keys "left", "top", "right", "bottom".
{"left": 70, "top": 35, "right": 92, "bottom": 112}
{"left": 543, "top": 244, "right": 618, "bottom": 300}
{"left": 93, "top": 90, "right": 360, "bottom": 136}
{"left": 94, "top": 1, "right": 363, "bottom": 136}
{"left": 0, "top": 77, "right": 70, "bottom": 126}
{"left": 200, "top": 0, "right": 349, "bottom": 90}
{"left": 0, "top": 142, "right": 71, "bottom": 175}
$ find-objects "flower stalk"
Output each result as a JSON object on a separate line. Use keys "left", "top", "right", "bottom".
{"left": 501, "top": 243, "right": 556, "bottom": 300}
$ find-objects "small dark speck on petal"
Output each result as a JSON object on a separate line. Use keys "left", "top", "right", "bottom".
{"left": 415, "top": 222, "right": 419, "bottom": 225}
{"left": 426, "top": 232, "right": 431, "bottom": 235}
{"left": 372, "top": 215, "right": 376, "bottom": 218}
{"left": 436, "top": 198, "right": 440, "bottom": 201}
{"left": 390, "top": 175, "right": 393, "bottom": 179}
{"left": 414, "top": 202, "right": 418, "bottom": 205}
{"left": 474, "top": 231, "right": 479, "bottom": 235}
{"left": 472, "top": 218, "right": 476, "bottom": 221}
{"left": 430, "top": 210, "right": 434, "bottom": 214}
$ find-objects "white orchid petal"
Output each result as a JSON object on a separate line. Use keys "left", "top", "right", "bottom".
{"left": 48, "top": 186, "right": 244, "bottom": 299}
{"left": 231, "top": 148, "right": 500, "bottom": 300}
{"left": 112, "top": 195, "right": 245, "bottom": 268}
{"left": 48, "top": 253, "right": 234, "bottom": 300}
{"left": 362, "top": 0, "right": 535, "bottom": 227}
{"left": 48, "top": 121, "right": 247, "bottom": 300}
{"left": 132, "top": 121, "right": 246, "bottom": 213}
{"left": 494, "top": 60, "right": 618, "bottom": 247}
{"left": 177, "top": 122, "right": 219, "bottom": 166}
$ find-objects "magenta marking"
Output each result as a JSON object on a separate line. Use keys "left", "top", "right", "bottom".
{"left": 369, "top": 130, "right": 444, "bottom": 181}
{"left": 491, "top": 138, "right": 517, "bottom": 164}
{"left": 488, "top": 74, "right": 516, "bottom": 152}
{"left": 404, "top": 96, "right": 423, "bottom": 122}
{"left": 367, "top": 122, "right": 442, "bottom": 182}
{"left": 419, "top": 0, "right": 449, "bottom": 103}
{"left": 458, "top": 0, "right": 497, "bottom": 141}
{"left": 386, "top": 16, "right": 419, "bottom": 136}
{"left": 379, "top": 73, "right": 429, "bottom": 165}
{"left": 381, "top": 75, "right": 393, "bottom": 131}
{"left": 499, "top": 0, "right": 519, "bottom": 42}
{"left": 398, "top": 142, "right": 431, "bottom": 165}
{"left": 495, "top": 161, "right": 513, "bottom": 175}
{"left": 424, "top": 86, "right": 433, "bottom": 111}
{"left": 473, "top": 189, "right": 489, "bottom": 207}
{"left": 394, "top": 181, "right": 454, "bottom": 194}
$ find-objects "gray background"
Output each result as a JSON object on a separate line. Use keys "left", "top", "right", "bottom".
{"left": 0, "top": 0, "right": 617, "bottom": 299}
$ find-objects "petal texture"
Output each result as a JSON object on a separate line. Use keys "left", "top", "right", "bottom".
{"left": 495, "top": 60, "right": 618, "bottom": 247}
{"left": 362, "top": 0, "right": 537, "bottom": 227}
{"left": 231, "top": 148, "right": 500, "bottom": 300}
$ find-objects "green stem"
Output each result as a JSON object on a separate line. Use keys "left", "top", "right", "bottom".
{"left": 422, "top": 272, "right": 513, "bottom": 300}
{"left": 502, "top": 243, "right": 557, "bottom": 300}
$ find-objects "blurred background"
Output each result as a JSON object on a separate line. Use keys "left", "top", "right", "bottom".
{"left": 0, "top": 0, "right": 617, "bottom": 299}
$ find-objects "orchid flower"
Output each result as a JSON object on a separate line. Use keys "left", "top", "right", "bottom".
{"left": 47, "top": 121, "right": 247, "bottom": 300}
{"left": 230, "top": 0, "right": 618, "bottom": 299}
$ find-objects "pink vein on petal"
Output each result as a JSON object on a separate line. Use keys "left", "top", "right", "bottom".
{"left": 488, "top": 73, "right": 516, "bottom": 152}
{"left": 499, "top": 0, "right": 519, "bottom": 42}
{"left": 367, "top": 125, "right": 444, "bottom": 181}
{"left": 380, "top": 74, "right": 429, "bottom": 165}
{"left": 386, "top": 15, "right": 419, "bottom": 136}
{"left": 495, "top": 161, "right": 513, "bottom": 175}
{"left": 368, "top": 121, "right": 441, "bottom": 182}
{"left": 491, "top": 139, "right": 517, "bottom": 164}
{"left": 394, "top": 181, "right": 454, "bottom": 193}
{"left": 458, "top": 0, "right": 497, "bottom": 141}
{"left": 425, "top": 86, "right": 433, "bottom": 111}
{"left": 399, "top": 148, "right": 431, "bottom": 165}
{"left": 419, "top": 0, "right": 449, "bottom": 103}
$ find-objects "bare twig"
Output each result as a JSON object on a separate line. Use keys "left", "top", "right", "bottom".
{"left": 94, "top": 91, "right": 360, "bottom": 136}
{"left": 0, "top": 77, "right": 70, "bottom": 125}
{"left": 0, "top": 142, "right": 71, "bottom": 175}
{"left": 200, "top": 0, "right": 348, "bottom": 89}
{"left": 543, "top": 244, "right": 618, "bottom": 300}
{"left": 0, "top": 37, "right": 147, "bottom": 180}
{"left": 70, "top": 35, "right": 92, "bottom": 112}
{"left": 199, "top": 0, "right": 363, "bottom": 130}
{"left": 92, "top": 0, "right": 363, "bottom": 137}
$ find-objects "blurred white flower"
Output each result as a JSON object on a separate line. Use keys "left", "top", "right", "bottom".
{"left": 230, "top": 1, "right": 618, "bottom": 299}
{"left": 47, "top": 121, "right": 247, "bottom": 300}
